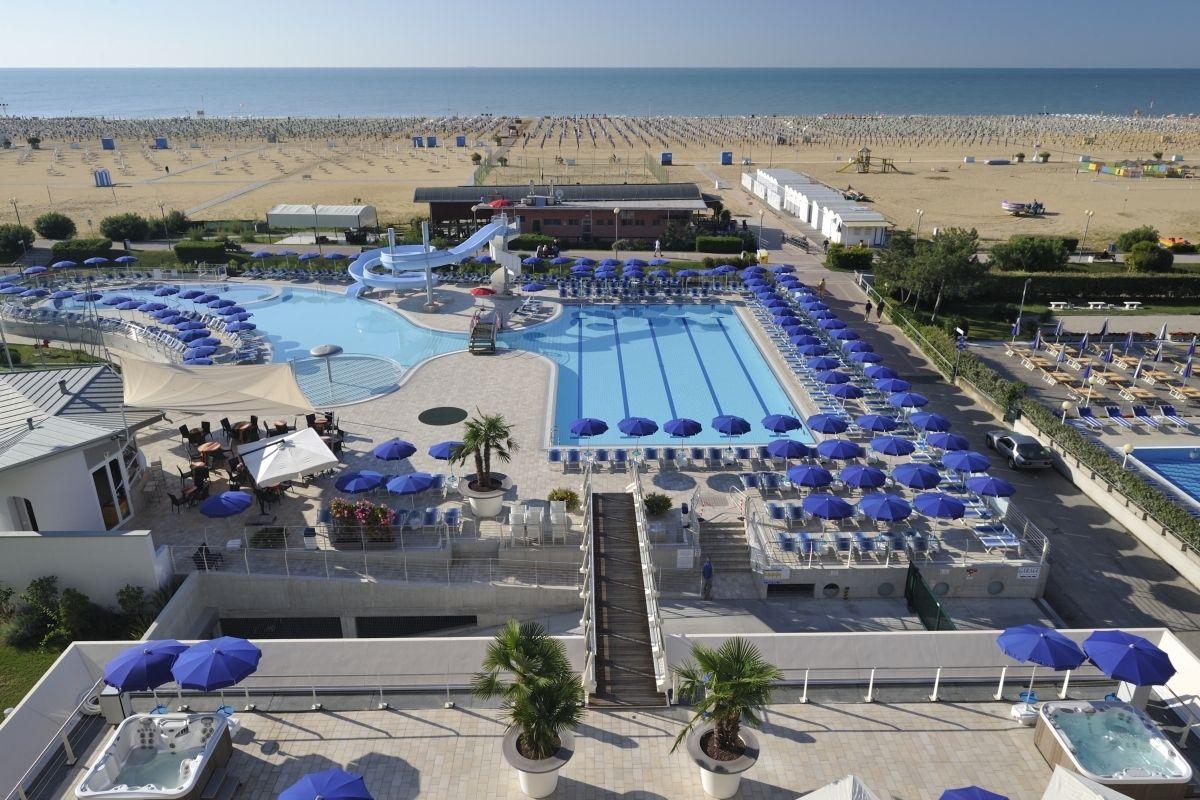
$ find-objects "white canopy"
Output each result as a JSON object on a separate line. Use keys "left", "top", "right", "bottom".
{"left": 238, "top": 427, "right": 337, "bottom": 488}
{"left": 121, "top": 360, "right": 314, "bottom": 417}
{"left": 796, "top": 776, "right": 883, "bottom": 800}
{"left": 1042, "top": 766, "right": 1130, "bottom": 800}
{"left": 266, "top": 204, "right": 378, "bottom": 229}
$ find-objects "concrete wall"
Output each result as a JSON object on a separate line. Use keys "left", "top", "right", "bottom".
{"left": 0, "top": 529, "right": 163, "bottom": 600}
{"left": 760, "top": 559, "right": 1047, "bottom": 600}
{"left": 0, "top": 448, "right": 107, "bottom": 531}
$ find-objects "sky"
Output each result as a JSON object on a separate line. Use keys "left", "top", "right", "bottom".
{"left": 2, "top": 0, "right": 1198, "bottom": 69}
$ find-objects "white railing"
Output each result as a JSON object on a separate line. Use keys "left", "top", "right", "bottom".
{"left": 628, "top": 471, "right": 669, "bottom": 693}
{"left": 6, "top": 678, "right": 104, "bottom": 800}
{"left": 579, "top": 465, "right": 597, "bottom": 694}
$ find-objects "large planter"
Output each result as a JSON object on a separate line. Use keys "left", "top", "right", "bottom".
{"left": 459, "top": 472, "right": 509, "bottom": 518}
{"left": 502, "top": 727, "right": 574, "bottom": 798}
{"left": 686, "top": 723, "right": 759, "bottom": 799}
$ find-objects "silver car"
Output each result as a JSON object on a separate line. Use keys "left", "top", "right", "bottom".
{"left": 984, "top": 430, "right": 1054, "bottom": 470}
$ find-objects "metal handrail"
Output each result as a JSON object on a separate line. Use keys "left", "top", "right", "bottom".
{"left": 7, "top": 678, "right": 104, "bottom": 800}
{"left": 629, "top": 470, "right": 669, "bottom": 691}
{"left": 579, "top": 466, "right": 598, "bottom": 694}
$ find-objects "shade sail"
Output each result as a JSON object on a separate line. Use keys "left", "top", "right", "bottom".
{"left": 239, "top": 427, "right": 337, "bottom": 488}
{"left": 803, "top": 775, "right": 884, "bottom": 800}
{"left": 121, "top": 359, "right": 313, "bottom": 417}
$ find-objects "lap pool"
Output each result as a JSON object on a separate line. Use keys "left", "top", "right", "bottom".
{"left": 1130, "top": 446, "right": 1200, "bottom": 507}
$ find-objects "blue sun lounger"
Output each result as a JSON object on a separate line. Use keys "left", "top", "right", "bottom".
{"left": 1105, "top": 407, "right": 1136, "bottom": 428}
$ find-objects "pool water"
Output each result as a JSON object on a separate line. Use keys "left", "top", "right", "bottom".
{"left": 112, "top": 748, "right": 195, "bottom": 790}
{"left": 1131, "top": 447, "right": 1200, "bottom": 507}
{"left": 1049, "top": 705, "right": 1186, "bottom": 778}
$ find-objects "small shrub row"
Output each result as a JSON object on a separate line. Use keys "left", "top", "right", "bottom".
{"left": 50, "top": 237, "right": 114, "bottom": 262}
{"left": 173, "top": 240, "right": 230, "bottom": 264}
{"left": 984, "top": 272, "right": 1200, "bottom": 302}
{"left": 824, "top": 243, "right": 875, "bottom": 272}
{"left": 696, "top": 234, "right": 756, "bottom": 254}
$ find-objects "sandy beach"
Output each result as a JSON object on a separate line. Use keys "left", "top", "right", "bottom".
{"left": 3, "top": 114, "right": 1199, "bottom": 244}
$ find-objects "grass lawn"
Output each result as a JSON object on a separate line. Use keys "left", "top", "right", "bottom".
{"left": 1, "top": 343, "right": 105, "bottom": 371}
{"left": 0, "top": 643, "right": 61, "bottom": 710}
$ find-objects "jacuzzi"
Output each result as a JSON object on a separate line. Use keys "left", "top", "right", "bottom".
{"left": 1034, "top": 701, "right": 1192, "bottom": 800}
{"left": 75, "top": 714, "right": 232, "bottom": 799}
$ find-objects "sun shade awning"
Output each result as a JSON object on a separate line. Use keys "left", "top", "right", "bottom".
{"left": 238, "top": 427, "right": 337, "bottom": 488}
{"left": 121, "top": 360, "right": 314, "bottom": 417}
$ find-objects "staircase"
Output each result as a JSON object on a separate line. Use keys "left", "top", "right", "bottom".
{"left": 657, "top": 520, "right": 761, "bottom": 600}
{"left": 589, "top": 493, "right": 667, "bottom": 707}
{"left": 468, "top": 312, "right": 497, "bottom": 354}
{"left": 698, "top": 520, "right": 753, "bottom": 572}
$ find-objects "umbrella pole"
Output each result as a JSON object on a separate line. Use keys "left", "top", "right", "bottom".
{"left": 1026, "top": 666, "right": 1037, "bottom": 701}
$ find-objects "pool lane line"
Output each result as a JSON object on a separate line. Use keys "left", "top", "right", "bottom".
{"left": 715, "top": 317, "right": 771, "bottom": 416}
{"left": 645, "top": 316, "right": 678, "bottom": 419}
{"left": 611, "top": 314, "right": 632, "bottom": 419}
{"left": 679, "top": 317, "right": 724, "bottom": 414}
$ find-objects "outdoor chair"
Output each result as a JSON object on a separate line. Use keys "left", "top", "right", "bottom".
{"left": 688, "top": 448, "right": 705, "bottom": 468}
{"left": 421, "top": 507, "right": 440, "bottom": 529}
{"left": 442, "top": 506, "right": 462, "bottom": 535}
{"left": 1131, "top": 406, "right": 1160, "bottom": 428}
{"left": 612, "top": 449, "right": 629, "bottom": 470}
{"left": 526, "top": 506, "right": 544, "bottom": 539}
{"left": 1075, "top": 406, "right": 1104, "bottom": 429}
{"left": 786, "top": 503, "right": 805, "bottom": 527}
{"left": 705, "top": 448, "right": 724, "bottom": 469}
{"left": 642, "top": 447, "right": 660, "bottom": 465}
{"left": 547, "top": 448, "right": 562, "bottom": 466}
{"left": 1104, "top": 407, "right": 1136, "bottom": 429}
{"left": 854, "top": 532, "right": 877, "bottom": 557}
{"left": 200, "top": 420, "right": 213, "bottom": 440}
{"left": 593, "top": 449, "right": 610, "bottom": 468}
{"left": 564, "top": 450, "right": 582, "bottom": 471}
{"left": 777, "top": 531, "right": 796, "bottom": 552}
{"left": 761, "top": 472, "right": 783, "bottom": 494}
{"left": 1159, "top": 405, "right": 1192, "bottom": 430}
{"left": 767, "top": 502, "right": 786, "bottom": 524}
{"left": 661, "top": 448, "right": 678, "bottom": 468}
{"left": 167, "top": 492, "right": 189, "bottom": 514}
{"left": 738, "top": 472, "right": 760, "bottom": 491}
{"left": 799, "top": 533, "right": 821, "bottom": 559}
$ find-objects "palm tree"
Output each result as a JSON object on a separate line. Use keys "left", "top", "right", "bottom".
{"left": 452, "top": 410, "right": 518, "bottom": 491}
{"left": 472, "top": 620, "right": 584, "bottom": 760}
{"left": 670, "top": 637, "right": 781, "bottom": 756}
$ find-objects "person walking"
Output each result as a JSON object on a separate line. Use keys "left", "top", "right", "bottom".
{"left": 701, "top": 557, "right": 714, "bottom": 600}
{"left": 817, "top": 278, "right": 827, "bottom": 297}
{"left": 653, "top": 239, "right": 662, "bottom": 257}
{"left": 876, "top": 303, "right": 884, "bottom": 322}
{"left": 865, "top": 300, "right": 873, "bottom": 319}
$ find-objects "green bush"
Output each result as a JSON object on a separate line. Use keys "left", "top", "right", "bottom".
{"left": 99, "top": 212, "right": 152, "bottom": 242}
{"left": 50, "top": 237, "right": 113, "bottom": 262}
{"left": 173, "top": 240, "right": 229, "bottom": 264}
{"left": 988, "top": 235, "right": 1069, "bottom": 272}
{"left": 547, "top": 487, "right": 580, "bottom": 513}
{"left": 506, "top": 233, "right": 555, "bottom": 250}
{"left": 1125, "top": 241, "right": 1174, "bottom": 273}
{"left": 33, "top": 211, "right": 76, "bottom": 240}
{"left": 824, "top": 243, "right": 875, "bottom": 272}
{"left": 0, "top": 224, "right": 34, "bottom": 259}
{"left": 163, "top": 210, "right": 190, "bottom": 236}
{"left": 644, "top": 492, "right": 673, "bottom": 517}
{"left": 1, "top": 346, "right": 22, "bottom": 366}
{"left": 696, "top": 234, "right": 754, "bottom": 254}
{"left": 984, "top": 272, "right": 1200, "bottom": 303}
{"left": 1115, "top": 225, "right": 1160, "bottom": 253}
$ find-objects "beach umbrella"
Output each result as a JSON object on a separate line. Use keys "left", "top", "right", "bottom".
{"left": 762, "top": 413, "right": 801, "bottom": 434}
{"left": 806, "top": 413, "right": 848, "bottom": 434}
{"left": 618, "top": 416, "right": 659, "bottom": 438}
{"left": 1083, "top": 630, "right": 1175, "bottom": 686}
{"left": 796, "top": 344, "right": 830, "bottom": 356}
{"left": 849, "top": 352, "right": 882, "bottom": 364}
{"left": 927, "top": 432, "right": 970, "bottom": 451}
{"left": 873, "top": 378, "right": 911, "bottom": 393}
{"left": 216, "top": 305, "right": 247, "bottom": 316}
{"left": 171, "top": 637, "right": 261, "bottom": 691}
{"left": 909, "top": 412, "right": 952, "bottom": 432}
{"left": 83, "top": 257, "right": 109, "bottom": 267}
{"left": 183, "top": 357, "right": 213, "bottom": 365}
{"left": 428, "top": 441, "right": 463, "bottom": 460}
{"left": 942, "top": 450, "right": 990, "bottom": 473}
{"left": 940, "top": 788, "right": 1008, "bottom": 800}
{"left": 138, "top": 301, "right": 166, "bottom": 311}
{"left": 771, "top": 310, "right": 799, "bottom": 323}
{"left": 574, "top": 257, "right": 595, "bottom": 266}
{"left": 829, "top": 383, "right": 865, "bottom": 400}
{"left": 475, "top": 255, "right": 494, "bottom": 265}
{"left": 104, "top": 640, "right": 189, "bottom": 693}
{"left": 594, "top": 269, "right": 617, "bottom": 279}
{"left": 801, "top": 300, "right": 829, "bottom": 311}
{"left": 101, "top": 294, "right": 131, "bottom": 305}
{"left": 802, "top": 493, "right": 854, "bottom": 520}
{"left": 335, "top": 470, "right": 384, "bottom": 493}
{"left": 966, "top": 475, "right": 1016, "bottom": 497}
{"left": 51, "top": 260, "right": 77, "bottom": 270}
{"left": 675, "top": 269, "right": 700, "bottom": 278}
{"left": 711, "top": 415, "right": 751, "bottom": 436}
{"left": 817, "top": 370, "right": 851, "bottom": 384}
{"left": 176, "top": 320, "right": 206, "bottom": 330}
{"left": 372, "top": 438, "right": 417, "bottom": 461}
{"left": 831, "top": 329, "right": 860, "bottom": 341}
{"left": 791, "top": 334, "right": 822, "bottom": 347}
{"left": 151, "top": 308, "right": 178, "bottom": 319}
{"left": 114, "top": 255, "right": 138, "bottom": 265}
{"left": 599, "top": 258, "right": 620, "bottom": 267}
{"left": 200, "top": 491, "right": 254, "bottom": 518}
{"left": 856, "top": 414, "right": 897, "bottom": 432}
{"left": 889, "top": 391, "right": 929, "bottom": 408}
{"left": 871, "top": 436, "right": 916, "bottom": 457}
{"left": 762, "top": 297, "right": 787, "bottom": 309}
{"left": 50, "top": 290, "right": 75, "bottom": 299}
{"left": 225, "top": 321, "right": 256, "bottom": 332}
{"left": 840, "top": 464, "right": 887, "bottom": 489}
{"left": 323, "top": 252, "right": 347, "bottom": 261}
{"left": 864, "top": 365, "right": 899, "bottom": 379}
{"left": 521, "top": 282, "right": 546, "bottom": 292}
{"left": 470, "top": 287, "right": 496, "bottom": 297}
{"left": 816, "top": 439, "right": 863, "bottom": 460}
{"left": 997, "top": 625, "right": 1085, "bottom": 670}
{"left": 842, "top": 340, "right": 874, "bottom": 352}
{"left": 810, "top": 310, "right": 838, "bottom": 321}
{"left": 279, "top": 768, "right": 373, "bottom": 800}
{"left": 116, "top": 300, "right": 141, "bottom": 310}
{"left": 22, "top": 265, "right": 46, "bottom": 275}
{"left": 624, "top": 258, "right": 647, "bottom": 268}
{"left": 787, "top": 464, "right": 833, "bottom": 488}
{"left": 664, "top": 417, "right": 702, "bottom": 438}
{"left": 184, "top": 346, "right": 217, "bottom": 359}
{"left": 770, "top": 264, "right": 796, "bottom": 274}
{"left": 20, "top": 288, "right": 48, "bottom": 298}
{"left": 75, "top": 291, "right": 103, "bottom": 302}
{"left": 297, "top": 252, "right": 320, "bottom": 262}
{"left": 806, "top": 356, "right": 841, "bottom": 370}
{"left": 893, "top": 462, "right": 942, "bottom": 489}
{"left": 521, "top": 256, "right": 540, "bottom": 266}
{"left": 386, "top": 472, "right": 435, "bottom": 496}
{"left": 649, "top": 258, "right": 670, "bottom": 266}
{"left": 153, "top": 286, "right": 179, "bottom": 296}
{"left": 818, "top": 318, "right": 848, "bottom": 330}
{"left": 570, "top": 265, "right": 593, "bottom": 275}
{"left": 0, "top": 285, "right": 27, "bottom": 295}
{"left": 649, "top": 269, "right": 670, "bottom": 279}
{"left": 550, "top": 256, "right": 571, "bottom": 266}
{"left": 193, "top": 293, "right": 218, "bottom": 303}
{"left": 208, "top": 298, "right": 235, "bottom": 308}
{"left": 783, "top": 324, "right": 813, "bottom": 336}
{"left": 858, "top": 493, "right": 913, "bottom": 521}
{"left": 766, "top": 439, "right": 808, "bottom": 460}
{"left": 570, "top": 417, "right": 608, "bottom": 437}
{"left": 192, "top": 337, "right": 221, "bottom": 348}
{"left": 178, "top": 289, "right": 205, "bottom": 300}
{"left": 913, "top": 492, "right": 966, "bottom": 519}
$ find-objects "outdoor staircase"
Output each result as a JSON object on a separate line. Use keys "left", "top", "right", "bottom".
{"left": 468, "top": 312, "right": 497, "bottom": 354}
{"left": 589, "top": 493, "right": 668, "bottom": 707}
{"left": 657, "top": 520, "right": 760, "bottom": 599}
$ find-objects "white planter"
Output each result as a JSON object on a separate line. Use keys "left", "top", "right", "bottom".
{"left": 458, "top": 473, "right": 509, "bottom": 518}
{"left": 502, "top": 727, "right": 574, "bottom": 798}
{"left": 687, "top": 723, "right": 759, "bottom": 799}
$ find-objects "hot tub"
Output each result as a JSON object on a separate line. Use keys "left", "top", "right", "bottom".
{"left": 76, "top": 714, "right": 232, "bottom": 799}
{"left": 1034, "top": 701, "right": 1191, "bottom": 800}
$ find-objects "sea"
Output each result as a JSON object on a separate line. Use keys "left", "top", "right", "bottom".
{"left": 1, "top": 68, "right": 1197, "bottom": 119}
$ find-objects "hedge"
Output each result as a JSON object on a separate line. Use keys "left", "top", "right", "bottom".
{"left": 506, "top": 234, "right": 555, "bottom": 250}
{"left": 173, "top": 240, "right": 229, "bottom": 264}
{"left": 50, "top": 238, "right": 114, "bottom": 262}
{"left": 696, "top": 234, "right": 755, "bottom": 254}
{"left": 825, "top": 244, "right": 875, "bottom": 272}
{"left": 985, "top": 272, "right": 1200, "bottom": 303}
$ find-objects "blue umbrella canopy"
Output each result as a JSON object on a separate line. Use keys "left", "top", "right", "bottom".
{"left": 829, "top": 383, "right": 865, "bottom": 400}
{"left": 791, "top": 334, "right": 823, "bottom": 347}
{"left": 50, "top": 289, "right": 76, "bottom": 299}
{"left": 942, "top": 450, "right": 990, "bottom": 473}
{"left": 83, "top": 257, "right": 109, "bottom": 266}
{"left": 817, "top": 370, "right": 851, "bottom": 385}
{"left": 170, "top": 637, "right": 262, "bottom": 691}
{"left": 997, "top": 625, "right": 1085, "bottom": 670}
{"left": 806, "top": 414, "right": 848, "bottom": 434}
{"left": 770, "top": 264, "right": 796, "bottom": 274}
{"left": 0, "top": 285, "right": 27, "bottom": 294}
{"left": 20, "top": 288, "right": 48, "bottom": 298}
{"left": 138, "top": 301, "right": 166, "bottom": 311}
{"left": 871, "top": 436, "right": 916, "bottom": 456}
{"left": 766, "top": 439, "right": 808, "bottom": 459}
{"left": 806, "top": 356, "right": 841, "bottom": 370}
{"left": 1083, "top": 630, "right": 1176, "bottom": 686}
{"left": 649, "top": 258, "right": 670, "bottom": 266}
{"left": 323, "top": 252, "right": 348, "bottom": 261}
{"left": 850, "top": 351, "right": 883, "bottom": 364}
{"left": 116, "top": 300, "right": 142, "bottom": 310}
{"left": 550, "top": 256, "right": 572, "bottom": 265}
{"left": 856, "top": 414, "right": 897, "bottom": 432}
{"left": 840, "top": 464, "right": 887, "bottom": 489}
{"left": 22, "top": 265, "right": 47, "bottom": 275}
{"left": 102, "top": 294, "right": 130, "bottom": 305}
{"left": 521, "top": 282, "right": 546, "bottom": 292}
{"left": 802, "top": 493, "right": 855, "bottom": 520}
{"left": 335, "top": 470, "right": 384, "bottom": 493}
{"left": 114, "top": 255, "right": 138, "bottom": 264}
{"left": 940, "top": 788, "right": 1008, "bottom": 800}
{"left": 183, "top": 357, "right": 213, "bottom": 365}
{"left": 570, "top": 265, "right": 594, "bottom": 274}
{"left": 279, "top": 768, "right": 373, "bottom": 800}
{"left": 428, "top": 440, "right": 463, "bottom": 460}
{"left": 178, "top": 329, "right": 211, "bottom": 342}
{"left": 372, "top": 438, "right": 416, "bottom": 461}
{"left": 75, "top": 292, "right": 104, "bottom": 302}
{"left": 831, "top": 329, "right": 860, "bottom": 341}
{"left": 874, "top": 378, "right": 911, "bottom": 393}
{"left": 522, "top": 256, "right": 541, "bottom": 266}
{"left": 618, "top": 416, "right": 659, "bottom": 437}
{"left": 762, "top": 413, "right": 801, "bottom": 433}
{"left": 178, "top": 289, "right": 205, "bottom": 300}
{"left": 857, "top": 493, "right": 913, "bottom": 521}
{"left": 842, "top": 340, "right": 874, "bottom": 352}
{"left": 153, "top": 286, "right": 179, "bottom": 296}
{"left": 191, "top": 337, "right": 221, "bottom": 348}
{"left": 927, "top": 432, "right": 971, "bottom": 451}
{"left": 909, "top": 412, "right": 952, "bottom": 432}
{"left": 104, "top": 640, "right": 189, "bottom": 692}
{"left": 864, "top": 365, "right": 900, "bottom": 379}
{"left": 208, "top": 298, "right": 235, "bottom": 308}
{"left": 818, "top": 318, "right": 848, "bottom": 330}
{"left": 200, "top": 491, "right": 254, "bottom": 518}
{"left": 475, "top": 255, "right": 494, "bottom": 264}
{"left": 675, "top": 269, "right": 700, "bottom": 278}
{"left": 225, "top": 321, "right": 256, "bottom": 332}
{"left": 184, "top": 346, "right": 217, "bottom": 359}
{"left": 574, "top": 257, "right": 595, "bottom": 266}
{"left": 816, "top": 439, "right": 864, "bottom": 460}
{"left": 888, "top": 391, "right": 929, "bottom": 408}
{"left": 913, "top": 491, "right": 966, "bottom": 519}
{"left": 966, "top": 475, "right": 1016, "bottom": 497}
{"left": 216, "top": 305, "right": 247, "bottom": 316}
{"left": 762, "top": 297, "right": 787, "bottom": 308}
{"left": 787, "top": 464, "right": 833, "bottom": 488}
{"left": 664, "top": 417, "right": 702, "bottom": 438}
{"left": 802, "top": 300, "right": 829, "bottom": 311}
{"left": 796, "top": 344, "right": 830, "bottom": 356}
{"left": 386, "top": 472, "right": 435, "bottom": 495}
{"left": 712, "top": 415, "right": 751, "bottom": 436}
{"left": 50, "top": 260, "right": 77, "bottom": 269}
{"left": 570, "top": 417, "right": 608, "bottom": 437}
{"left": 250, "top": 251, "right": 272, "bottom": 259}
{"left": 649, "top": 269, "right": 671, "bottom": 278}
{"left": 193, "top": 293, "right": 218, "bottom": 303}
{"left": 810, "top": 310, "right": 838, "bottom": 320}
{"left": 892, "top": 462, "right": 942, "bottom": 489}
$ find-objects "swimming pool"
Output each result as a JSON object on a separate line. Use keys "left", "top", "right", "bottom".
{"left": 1130, "top": 446, "right": 1200, "bottom": 508}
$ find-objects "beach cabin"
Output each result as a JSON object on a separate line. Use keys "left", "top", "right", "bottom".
{"left": 720, "top": 151, "right": 734, "bottom": 166}
{"left": 821, "top": 205, "right": 890, "bottom": 247}
{"left": 99, "top": 137, "right": 115, "bottom": 151}
{"left": 153, "top": 137, "right": 169, "bottom": 150}
{"left": 412, "top": 136, "right": 424, "bottom": 148}
{"left": 660, "top": 152, "right": 672, "bottom": 166}
{"left": 265, "top": 204, "right": 379, "bottom": 231}
{"left": 455, "top": 135, "right": 467, "bottom": 148}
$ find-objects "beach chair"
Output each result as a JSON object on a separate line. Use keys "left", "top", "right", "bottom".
{"left": 907, "top": 533, "right": 930, "bottom": 560}
{"left": 526, "top": 506, "right": 544, "bottom": 540}
{"left": 593, "top": 449, "right": 610, "bottom": 469}
{"left": 642, "top": 447, "right": 659, "bottom": 467}
{"left": 705, "top": 447, "right": 724, "bottom": 469}
{"left": 767, "top": 502, "right": 786, "bottom": 525}
{"left": 799, "top": 533, "right": 821, "bottom": 559}
{"left": 564, "top": 449, "right": 582, "bottom": 472}
{"left": 612, "top": 449, "right": 629, "bottom": 470}
{"left": 689, "top": 447, "right": 706, "bottom": 468}
{"left": 1075, "top": 406, "right": 1104, "bottom": 429}
{"left": 777, "top": 530, "right": 796, "bottom": 552}
{"left": 1158, "top": 405, "right": 1193, "bottom": 430}
{"left": 547, "top": 449, "right": 562, "bottom": 467}
{"left": 506, "top": 506, "right": 527, "bottom": 543}
{"left": 738, "top": 472, "right": 760, "bottom": 491}
{"left": 1104, "top": 407, "right": 1136, "bottom": 429}
{"left": 421, "top": 507, "right": 440, "bottom": 530}
{"left": 755, "top": 445, "right": 772, "bottom": 468}
{"left": 661, "top": 448, "right": 678, "bottom": 469}
{"left": 734, "top": 447, "right": 752, "bottom": 466}
{"left": 1131, "top": 406, "right": 1160, "bottom": 428}
{"left": 786, "top": 503, "right": 805, "bottom": 527}
{"left": 834, "top": 535, "right": 854, "bottom": 563}
{"left": 761, "top": 472, "right": 783, "bottom": 494}
{"left": 442, "top": 506, "right": 462, "bottom": 536}
{"left": 854, "top": 532, "right": 877, "bottom": 558}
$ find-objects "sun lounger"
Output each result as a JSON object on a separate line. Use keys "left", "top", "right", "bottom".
{"left": 1076, "top": 406, "right": 1104, "bottom": 429}
{"left": 547, "top": 449, "right": 562, "bottom": 466}
{"left": 1105, "top": 407, "right": 1136, "bottom": 428}
{"left": 564, "top": 449, "right": 582, "bottom": 471}
{"left": 738, "top": 472, "right": 760, "bottom": 491}
{"left": 1131, "top": 406, "right": 1160, "bottom": 428}
{"left": 1158, "top": 405, "right": 1193, "bottom": 430}
{"left": 661, "top": 447, "right": 678, "bottom": 468}
{"left": 612, "top": 449, "right": 629, "bottom": 470}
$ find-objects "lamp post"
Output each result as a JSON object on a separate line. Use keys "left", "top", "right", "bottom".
{"left": 1122, "top": 442, "right": 1134, "bottom": 468}
{"left": 612, "top": 208, "right": 621, "bottom": 261}
{"left": 1061, "top": 400, "right": 1071, "bottom": 424}
{"left": 157, "top": 201, "right": 169, "bottom": 242}
{"left": 311, "top": 204, "right": 323, "bottom": 255}
{"left": 914, "top": 209, "right": 924, "bottom": 238}
{"left": 1013, "top": 277, "right": 1032, "bottom": 342}
{"left": 1079, "top": 210, "right": 1094, "bottom": 260}
{"left": 8, "top": 197, "right": 20, "bottom": 227}
{"left": 758, "top": 210, "right": 765, "bottom": 250}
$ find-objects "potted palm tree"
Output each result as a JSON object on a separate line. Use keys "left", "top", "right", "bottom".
{"left": 473, "top": 620, "right": 584, "bottom": 798}
{"left": 671, "top": 637, "right": 781, "bottom": 799}
{"left": 452, "top": 410, "right": 518, "bottom": 517}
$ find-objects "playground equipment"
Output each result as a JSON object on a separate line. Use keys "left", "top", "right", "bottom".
{"left": 1001, "top": 200, "right": 1045, "bottom": 217}
{"left": 838, "top": 146, "right": 899, "bottom": 174}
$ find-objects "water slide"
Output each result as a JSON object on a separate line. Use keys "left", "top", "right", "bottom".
{"left": 345, "top": 216, "right": 519, "bottom": 297}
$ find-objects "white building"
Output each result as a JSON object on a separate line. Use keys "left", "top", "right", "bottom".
{"left": 266, "top": 204, "right": 379, "bottom": 230}
{"left": 745, "top": 169, "right": 891, "bottom": 246}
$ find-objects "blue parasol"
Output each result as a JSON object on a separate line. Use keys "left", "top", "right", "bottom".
{"left": 664, "top": 418, "right": 702, "bottom": 438}
{"left": 802, "top": 493, "right": 855, "bottom": 520}
{"left": 761, "top": 414, "right": 801, "bottom": 433}
{"left": 711, "top": 415, "right": 751, "bottom": 436}
{"left": 787, "top": 464, "right": 833, "bottom": 488}
{"left": 372, "top": 438, "right": 416, "bottom": 461}
{"left": 857, "top": 493, "right": 913, "bottom": 521}
{"left": 871, "top": 436, "right": 916, "bottom": 457}
{"left": 335, "top": 470, "right": 384, "bottom": 493}
{"left": 892, "top": 462, "right": 941, "bottom": 489}
{"left": 171, "top": 636, "right": 261, "bottom": 691}
{"left": 279, "top": 768, "right": 373, "bottom": 800}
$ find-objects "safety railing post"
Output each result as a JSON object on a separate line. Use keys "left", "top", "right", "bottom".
{"left": 323, "top": 548, "right": 330, "bottom": 579}
{"left": 310, "top": 682, "right": 322, "bottom": 711}
{"left": 1059, "top": 669, "right": 1071, "bottom": 699}
{"left": 800, "top": 669, "right": 810, "bottom": 704}
{"left": 864, "top": 668, "right": 876, "bottom": 703}
{"left": 995, "top": 666, "right": 1007, "bottom": 700}
{"left": 929, "top": 667, "right": 942, "bottom": 702}
{"left": 60, "top": 730, "right": 77, "bottom": 765}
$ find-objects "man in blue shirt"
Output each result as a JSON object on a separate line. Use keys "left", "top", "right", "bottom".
{"left": 701, "top": 557, "right": 714, "bottom": 600}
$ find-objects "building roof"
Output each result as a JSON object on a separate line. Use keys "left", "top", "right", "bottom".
{"left": 533, "top": 199, "right": 708, "bottom": 212}
{"left": 266, "top": 204, "right": 376, "bottom": 217}
{"left": 828, "top": 206, "right": 889, "bottom": 224}
{"left": 414, "top": 183, "right": 704, "bottom": 204}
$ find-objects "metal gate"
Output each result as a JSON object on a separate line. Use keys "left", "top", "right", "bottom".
{"left": 904, "top": 564, "right": 956, "bottom": 631}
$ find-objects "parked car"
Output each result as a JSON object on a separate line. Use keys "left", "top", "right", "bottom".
{"left": 984, "top": 430, "right": 1054, "bottom": 470}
